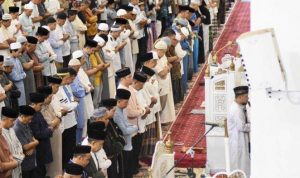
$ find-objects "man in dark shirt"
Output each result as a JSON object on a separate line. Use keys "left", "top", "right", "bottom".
{"left": 13, "top": 105, "right": 38, "bottom": 178}
{"left": 29, "top": 92, "right": 54, "bottom": 177}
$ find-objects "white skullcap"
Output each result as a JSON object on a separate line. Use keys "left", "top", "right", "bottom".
{"left": 181, "top": 27, "right": 189, "bottom": 37}
{"left": 152, "top": 51, "right": 159, "bottom": 60}
{"left": 68, "top": 58, "right": 81, "bottom": 66}
{"left": 24, "top": 3, "right": 34, "bottom": 10}
{"left": 117, "top": 9, "right": 127, "bottom": 16}
{"left": 175, "top": 31, "right": 182, "bottom": 41}
{"left": 2, "top": 13, "right": 11, "bottom": 20}
{"left": 72, "top": 50, "right": 84, "bottom": 59}
{"left": 132, "top": 8, "right": 137, "bottom": 15}
{"left": 154, "top": 40, "right": 167, "bottom": 50}
{"left": 3, "top": 58, "right": 14, "bottom": 67}
{"left": 93, "top": 35, "right": 105, "bottom": 47}
{"left": 191, "top": 0, "right": 200, "bottom": 5}
{"left": 10, "top": 42, "right": 21, "bottom": 50}
{"left": 120, "top": 29, "right": 131, "bottom": 40}
{"left": 98, "top": 23, "right": 109, "bottom": 31}
{"left": 17, "top": 36, "right": 28, "bottom": 43}
{"left": 42, "top": 25, "right": 50, "bottom": 31}
{"left": 110, "top": 25, "right": 122, "bottom": 32}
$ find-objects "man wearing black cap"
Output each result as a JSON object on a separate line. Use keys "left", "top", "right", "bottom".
{"left": 1, "top": 107, "right": 24, "bottom": 178}
{"left": 54, "top": 68, "right": 79, "bottom": 169}
{"left": 24, "top": 35, "right": 45, "bottom": 89}
{"left": 100, "top": 98, "right": 125, "bottom": 178}
{"left": 114, "top": 88, "right": 138, "bottom": 178}
{"left": 84, "top": 122, "right": 110, "bottom": 178}
{"left": 13, "top": 105, "right": 38, "bottom": 178}
{"left": 63, "top": 162, "right": 84, "bottom": 178}
{"left": 227, "top": 86, "right": 251, "bottom": 176}
{"left": 57, "top": 12, "right": 72, "bottom": 67}
{"left": 70, "top": 145, "right": 92, "bottom": 177}
{"left": 126, "top": 71, "right": 150, "bottom": 176}
{"left": 28, "top": 92, "right": 53, "bottom": 178}
{"left": 8, "top": 6, "right": 22, "bottom": 37}
{"left": 116, "top": 67, "right": 132, "bottom": 90}
{"left": 65, "top": 9, "right": 80, "bottom": 54}
{"left": 35, "top": 26, "right": 52, "bottom": 85}
{"left": 139, "top": 66, "right": 160, "bottom": 157}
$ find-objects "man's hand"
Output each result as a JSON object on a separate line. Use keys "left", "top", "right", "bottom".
{"left": 61, "top": 108, "right": 69, "bottom": 116}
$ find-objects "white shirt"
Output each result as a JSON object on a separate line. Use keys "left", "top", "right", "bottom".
{"left": 51, "top": 86, "right": 78, "bottom": 131}
{"left": 29, "top": 1, "right": 40, "bottom": 30}
{"left": 153, "top": 55, "right": 171, "bottom": 96}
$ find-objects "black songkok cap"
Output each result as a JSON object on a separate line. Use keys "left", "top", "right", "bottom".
{"left": 9, "top": 6, "right": 19, "bottom": 13}
{"left": 29, "top": 93, "right": 46, "bottom": 103}
{"left": 133, "top": 71, "right": 147, "bottom": 83}
{"left": 37, "top": 86, "right": 53, "bottom": 96}
{"left": 188, "top": 6, "right": 195, "bottom": 13}
{"left": 234, "top": 86, "right": 249, "bottom": 96}
{"left": 65, "top": 163, "right": 83, "bottom": 175}
{"left": 115, "top": 67, "right": 131, "bottom": 78}
{"left": 47, "top": 76, "right": 62, "bottom": 84}
{"left": 19, "top": 105, "right": 36, "bottom": 116}
{"left": 141, "top": 66, "right": 155, "bottom": 76}
{"left": 116, "top": 89, "right": 131, "bottom": 100}
{"left": 115, "top": 17, "right": 128, "bottom": 25}
{"left": 101, "top": 98, "right": 117, "bottom": 107}
{"left": 87, "top": 122, "right": 107, "bottom": 140}
{"left": 120, "top": 5, "right": 133, "bottom": 11}
{"left": 0, "top": 55, "right": 4, "bottom": 62}
{"left": 68, "top": 9, "right": 78, "bottom": 16}
{"left": 178, "top": 5, "right": 190, "bottom": 12}
{"left": 107, "top": 0, "right": 114, "bottom": 5}
{"left": 99, "top": 34, "right": 108, "bottom": 42}
{"left": 57, "top": 12, "right": 67, "bottom": 19}
{"left": 139, "top": 52, "right": 154, "bottom": 62}
{"left": 85, "top": 39, "right": 98, "bottom": 48}
{"left": 57, "top": 67, "right": 70, "bottom": 77}
{"left": 46, "top": 17, "right": 56, "bottom": 24}
{"left": 26, "top": 36, "right": 38, "bottom": 44}
{"left": 73, "top": 145, "right": 91, "bottom": 155}
{"left": 37, "top": 27, "right": 49, "bottom": 36}
{"left": 188, "top": 20, "right": 195, "bottom": 27}
{"left": 1, "top": 107, "right": 18, "bottom": 119}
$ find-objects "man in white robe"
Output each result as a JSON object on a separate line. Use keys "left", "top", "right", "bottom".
{"left": 152, "top": 40, "right": 175, "bottom": 124}
{"left": 227, "top": 86, "right": 251, "bottom": 177}
{"left": 19, "top": 3, "right": 35, "bottom": 36}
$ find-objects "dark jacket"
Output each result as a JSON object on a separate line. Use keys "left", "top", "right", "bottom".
{"left": 85, "top": 156, "right": 105, "bottom": 178}
{"left": 29, "top": 112, "right": 53, "bottom": 165}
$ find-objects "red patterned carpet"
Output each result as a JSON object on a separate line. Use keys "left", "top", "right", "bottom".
{"left": 166, "top": 1, "right": 250, "bottom": 168}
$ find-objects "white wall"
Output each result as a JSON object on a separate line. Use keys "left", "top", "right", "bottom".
{"left": 251, "top": 1, "right": 300, "bottom": 177}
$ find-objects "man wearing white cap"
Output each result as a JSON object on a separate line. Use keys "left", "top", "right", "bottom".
{"left": 0, "top": 13, "right": 16, "bottom": 59}
{"left": 19, "top": 3, "right": 35, "bottom": 36}
{"left": 71, "top": 13, "right": 87, "bottom": 49}
{"left": 152, "top": 39, "right": 175, "bottom": 124}
{"left": 28, "top": 0, "right": 43, "bottom": 34}
{"left": 7, "top": 42, "right": 27, "bottom": 105}
{"left": 98, "top": 23, "right": 109, "bottom": 35}
{"left": 106, "top": 25, "right": 124, "bottom": 72}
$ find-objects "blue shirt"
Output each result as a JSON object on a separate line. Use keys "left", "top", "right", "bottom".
{"left": 7, "top": 57, "right": 26, "bottom": 82}
{"left": 113, "top": 107, "right": 138, "bottom": 151}
{"left": 13, "top": 119, "right": 36, "bottom": 171}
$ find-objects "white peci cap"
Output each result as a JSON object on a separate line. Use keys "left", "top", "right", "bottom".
{"left": 24, "top": 3, "right": 34, "bottom": 10}
{"left": 116, "top": 9, "right": 127, "bottom": 16}
{"left": 68, "top": 58, "right": 81, "bottom": 66}
{"left": 98, "top": 23, "right": 109, "bottom": 31}
{"left": 154, "top": 40, "right": 167, "bottom": 50}
{"left": 72, "top": 50, "right": 84, "bottom": 59}
{"left": 10, "top": 42, "right": 22, "bottom": 50}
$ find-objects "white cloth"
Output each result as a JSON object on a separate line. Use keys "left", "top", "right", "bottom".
{"left": 0, "top": 26, "right": 13, "bottom": 58}
{"left": 19, "top": 13, "right": 34, "bottom": 36}
{"left": 42, "top": 40, "right": 58, "bottom": 75}
{"left": 102, "top": 45, "right": 116, "bottom": 98}
{"left": 51, "top": 86, "right": 78, "bottom": 131}
{"left": 227, "top": 101, "right": 251, "bottom": 177}
{"left": 0, "top": 85, "right": 5, "bottom": 114}
{"left": 152, "top": 55, "right": 171, "bottom": 96}
{"left": 29, "top": 1, "right": 40, "bottom": 32}
{"left": 107, "top": 34, "right": 121, "bottom": 72}
{"left": 77, "top": 68, "right": 94, "bottom": 137}
{"left": 2, "top": 128, "right": 24, "bottom": 178}
{"left": 44, "top": 0, "right": 61, "bottom": 15}
{"left": 71, "top": 16, "right": 87, "bottom": 49}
